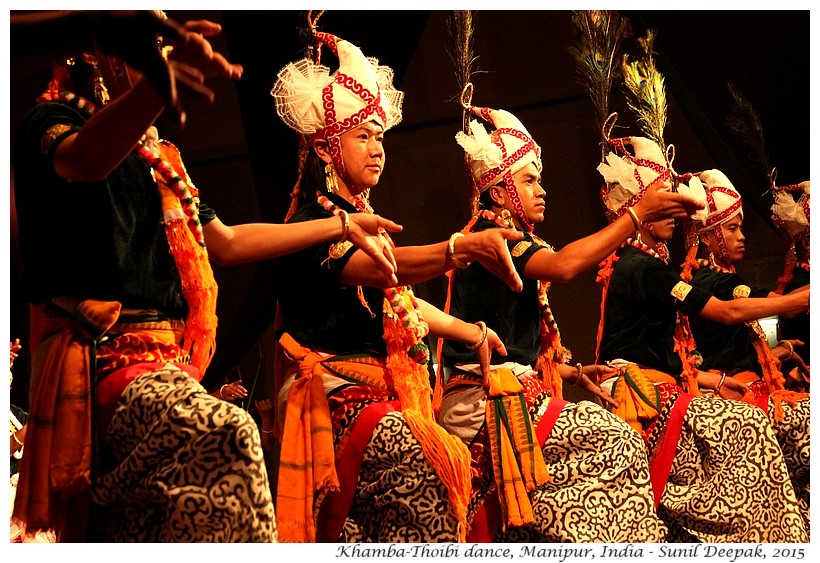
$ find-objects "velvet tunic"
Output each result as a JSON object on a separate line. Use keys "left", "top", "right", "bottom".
{"left": 598, "top": 245, "right": 711, "bottom": 372}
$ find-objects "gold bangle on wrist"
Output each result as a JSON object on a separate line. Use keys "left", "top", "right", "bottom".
{"left": 466, "top": 321, "right": 488, "bottom": 351}
{"left": 12, "top": 431, "right": 24, "bottom": 447}
{"left": 715, "top": 372, "right": 727, "bottom": 395}
{"left": 260, "top": 427, "right": 275, "bottom": 435}
{"left": 219, "top": 384, "right": 229, "bottom": 400}
{"left": 338, "top": 210, "right": 350, "bottom": 244}
{"left": 447, "top": 232, "right": 472, "bottom": 269}
{"left": 777, "top": 340, "right": 795, "bottom": 360}
{"left": 574, "top": 363, "right": 584, "bottom": 386}
{"left": 626, "top": 207, "right": 643, "bottom": 232}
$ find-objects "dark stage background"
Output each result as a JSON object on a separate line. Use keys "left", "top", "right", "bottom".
{"left": 9, "top": 10, "right": 810, "bottom": 429}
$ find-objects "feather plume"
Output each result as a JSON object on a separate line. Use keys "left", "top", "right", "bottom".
{"left": 446, "top": 10, "right": 479, "bottom": 116}
{"left": 447, "top": 10, "right": 484, "bottom": 213}
{"left": 455, "top": 120, "right": 503, "bottom": 169}
{"left": 568, "top": 10, "right": 631, "bottom": 134}
{"left": 621, "top": 30, "right": 668, "bottom": 152}
{"left": 725, "top": 83, "right": 771, "bottom": 183}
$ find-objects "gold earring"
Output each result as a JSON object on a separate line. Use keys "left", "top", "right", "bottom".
{"left": 500, "top": 208, "right": 513, "bottom": 227}
{"left": 92, "top": 62, "right": 109, "bottom": 106}
{"left": 325, "top": 163, "right": 339, "bottom": 194}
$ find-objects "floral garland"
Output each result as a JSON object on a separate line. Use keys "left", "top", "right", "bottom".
{"left": 316, "top": 193, "right": 430, "bottom": 364}
{"left": 136, "top": 144, "right": 205, "bottom": 247}
{"left": 53, "top": 92, "right": 205, "bottom": 247}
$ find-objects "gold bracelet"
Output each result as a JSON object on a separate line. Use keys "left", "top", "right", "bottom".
{"left": 338, "top": 210, "right": 350, "bottom": 244}
{"left": 12, "top": 431, "right": 24, "bottom": 447}
{"left": 626, "top": 207, "right": 643, "bottom": 232}
{"left": 466, "top": 321, "right": 488, "bottom": 351}
{"left": 574, "top": 363, "right": 584, "bottom": 386}
{"left": 715, "top": 372, "right": 727, "bottom": 395}
{"left": 260, "top": 426, "right": 275, "bottom": 435}
{"left": 777, "top": 340, "right": 795, "bottom": 360}
{"left": 219, "top": 384, "right": 229, "bottom": 400}
{"left": 447, "top": 232, "right": 472, "bottom": 269}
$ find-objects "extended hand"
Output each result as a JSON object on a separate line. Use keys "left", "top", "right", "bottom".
{"left": 348, "top": 214, "right": 403, "bottom": 287}
{"left": 458, "top": 229, "right": 524, "bottom": 292}
{"left": 218, "top": 381, "right": 248, "bottom": 402}
{"left": 576, "top": 364, "right": 619, "bottom": 408}
{"left": 635, "top": 175, "right": 704, "bottom": 222}
{"left": 479, "top": 327, "right": 507, "bottom": 392}
{"left": 170, "top": 20, "right": 244, "bottom": 83}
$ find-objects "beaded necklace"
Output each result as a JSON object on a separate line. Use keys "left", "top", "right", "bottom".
{"left": 626, "top": 238, "right": 669, "bottom": 264}
{"left": 477, "top": 208, "right": 514, "bottom": 229}
{"left": 316, "top": 193, "right": 430, "bottom": 364}
{"left": 696, "top": 258, "right": 734, "bottom": 274}
{"left": 55, "top": 92, "right": 205, "bottom": 247}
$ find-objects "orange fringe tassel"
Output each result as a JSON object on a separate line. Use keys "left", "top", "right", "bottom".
{"left": 157, "top": 144, "right": 218, "bottom": 374}
{"left": 751, "top": 336, "right": 806, "bottom": 422}
{"left": 672, "top": 312, "right": 701, "bottom": 397}
{"left": 775, "top": 261, "right": 795, "bottom": 295}
{"left": 679, "top": 242, "right": 699, "bottom": 283}
{"left": 594, "top": 252, "right": 619, "bottom": 364}
{"left": 383, "top": 313, "right": 471, "bottom": 542}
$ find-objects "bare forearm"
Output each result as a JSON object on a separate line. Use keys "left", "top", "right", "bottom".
{"left": 417, "top": 298, "right": 484, "bottom": 345}
{"left": 342, "top": 242, "right": 449, "bottom": 287}
{"left": 205, "top": 217, "right": 343, "bottom": 266}
{"left": 527, "top": 213, "right": 635, "bottom": 282}
{"left": 703, "top": 293, "right": 809, "bottom": 324}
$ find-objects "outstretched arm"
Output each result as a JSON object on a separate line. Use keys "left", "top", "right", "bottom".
{"left": 557, "top": 363, "right": 619, "bottom": 408}
{"left": 204, "top": 213, "right": 402, "bottom": 284}
{"left": 50, "top": 16, "right": 242, "bottom": 181}
{"left": 524, "top": 177, "right": 703, "bottom": 283}
{"left": 699, "top": 289, "right": 809, "bottom": 325}
{"left": 341, "top": 228, "right": 524, "bottom": 291}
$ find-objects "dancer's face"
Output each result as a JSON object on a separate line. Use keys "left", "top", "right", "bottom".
{"left": 337, "top": 121, "right": 386, "bottom": 195}
{"left": 704, "top": 212, "right": 746, "bottom": 266}
{"left": 490, "top": 162, "right": 546, "bottom": 229}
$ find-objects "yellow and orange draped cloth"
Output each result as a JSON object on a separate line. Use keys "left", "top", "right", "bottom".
{"left": 440, "top": 367, "right": 565, "bottom": 541}
{"left": 603, "top": 363, "right": 692, "bottom": 508}
{"left": 13, "top": 134, "right": 217, "bottom": 541}
{"left": 483, "top": 368, "right": 551, "bottom": 530}
{"left": 276, "top": 312, "right": 473, "bottom": 543}
{"left": 13, "top": 299, "right": 196, "bottom": 540}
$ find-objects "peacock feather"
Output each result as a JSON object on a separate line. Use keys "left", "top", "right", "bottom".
{"left": 725, "top": 82, "right": 771, "bottom": 187}
{"left": 621, "top": 30, "right": 668, "bottom": 152}
{"left": 568, "top": 10, "right": 631, "bottom": 135}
